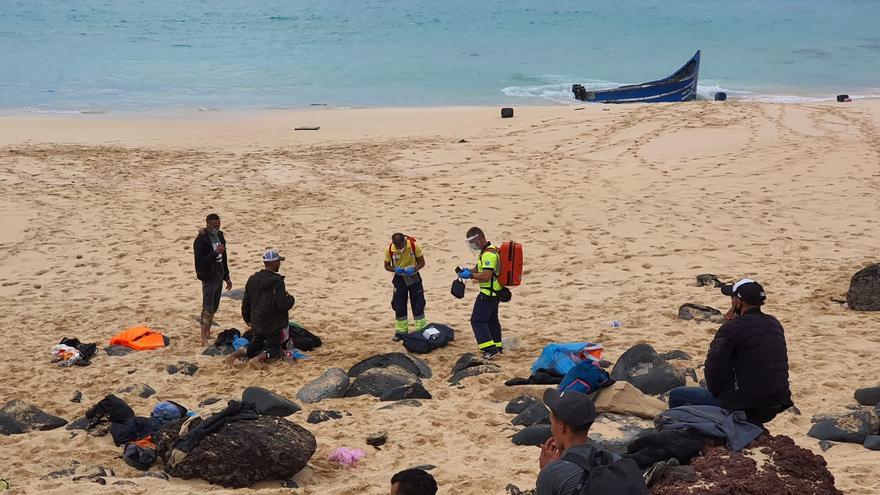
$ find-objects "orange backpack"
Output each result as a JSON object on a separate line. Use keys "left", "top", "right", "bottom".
{"left": 497, "top": 241, "right": 523, "bottom": 287}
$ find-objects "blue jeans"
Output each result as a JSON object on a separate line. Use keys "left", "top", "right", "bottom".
{"left": 668, "top": 386, "right": 720, "bottom": 408}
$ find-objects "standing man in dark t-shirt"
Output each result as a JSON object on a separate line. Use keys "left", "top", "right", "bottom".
{"left": 193, "top": 213, "right": 231, "bottom": 346}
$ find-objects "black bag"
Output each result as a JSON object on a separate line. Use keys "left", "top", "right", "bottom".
{"left": 288, "top": 322, "right": 322, "bottom": 352}
{"left": 451, "top": 278, "right": 465, "bottom": 299}
{"left": 401, "top": 324, "right": 454, "bottom": 354}
{"left": 123, "top": 444, "right": 157, "bottom": 470}
{"left": 497, "top": 286, "right": 512, "bottom": 302}
{"left": 564, "top": 449, "right": 648, "bottom": 495}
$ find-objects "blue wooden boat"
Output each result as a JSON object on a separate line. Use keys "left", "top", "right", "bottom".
{"left": 572, "top": 51, "right": 700, "bottom": 103}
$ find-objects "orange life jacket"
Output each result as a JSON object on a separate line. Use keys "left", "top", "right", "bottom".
{"left": 109, "top": 326, "right": 166, "bottom": 351}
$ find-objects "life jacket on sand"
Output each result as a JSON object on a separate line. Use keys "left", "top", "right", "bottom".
{"left": 109, "top": 326, "right": 166, "bottom": 351}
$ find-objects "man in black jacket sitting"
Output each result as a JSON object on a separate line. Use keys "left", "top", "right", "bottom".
{"left": 193, "top": 213, "right": 232, "bottom": 346}
{"left": 227, "top": 248, "right": 295, "bottom": 368}
{"left": 668, "top": 279, "right": 793, "bottom": 425}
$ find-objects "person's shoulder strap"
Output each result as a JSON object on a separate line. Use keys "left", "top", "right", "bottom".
{"left": 388, "top": 243, "right": 394, "bottom": 259}
{"left": 408, "top": 237, "right": 417, "bottom": 255}
{"left": 562, "top": 451, "right": 595, "bottom": 493}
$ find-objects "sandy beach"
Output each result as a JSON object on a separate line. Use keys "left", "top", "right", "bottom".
{"left": 0, "top": 100, "right": 879, "bottom": 494}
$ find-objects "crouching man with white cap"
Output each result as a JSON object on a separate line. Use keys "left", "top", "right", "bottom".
{"left": 226, "top": 249, "right": 295, "bottom": 368}
{"left": 668, "top": 279, "right": 793, "bottom": 426}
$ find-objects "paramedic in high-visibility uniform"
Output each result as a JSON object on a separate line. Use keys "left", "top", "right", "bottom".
{"left": 458, "top": 226, "right": 503, "bottom": 359}
{"left": 384, "top": 233, "right": 427, "bottom": 341}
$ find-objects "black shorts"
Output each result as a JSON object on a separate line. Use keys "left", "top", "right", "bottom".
{"left": 245, "top": 331, "right": 282, "bottom": 360}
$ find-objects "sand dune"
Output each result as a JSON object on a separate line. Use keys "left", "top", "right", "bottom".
{"left": 0, "top": 101, "right": 879, "bottom": 494}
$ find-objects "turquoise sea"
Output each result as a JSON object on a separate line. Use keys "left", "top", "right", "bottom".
{"left": 1, "top": 0, "right": 879, "bottom": 111}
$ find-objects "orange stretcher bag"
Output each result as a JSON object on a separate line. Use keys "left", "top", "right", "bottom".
{"left": 109, "top": 325, "right": 167, "bottom": 351}
{"left": 498, "top": 241, "right": 523, "bottom": 287}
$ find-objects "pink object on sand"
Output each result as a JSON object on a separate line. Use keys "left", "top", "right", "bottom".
{"left": 328, "top": 447, "right": 365, "bottom": 467}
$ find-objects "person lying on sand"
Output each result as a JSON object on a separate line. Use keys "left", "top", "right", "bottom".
{"left": 226, "top": 249, "right": 294, "bottom": 368}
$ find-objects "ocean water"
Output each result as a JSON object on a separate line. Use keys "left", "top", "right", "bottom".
{"left": 1, "top": 0, "right": 879, "bottom": 111}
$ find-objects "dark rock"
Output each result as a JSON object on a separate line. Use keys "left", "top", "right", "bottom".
{"left": 0, "top": 412, "right": 25, "bottom": 435}
{"left": 366, "top": 431, "right": 388, "bottom": 448}
{"left": 818, "top": 440, "right": 834, "bottom": 451}
{"left": 296, "top": 368, "right": 350, "bottom": 404}
{"left": 348, "top": 352, "right": 432, "bottom": 379}
{"left": 590, "top": 414, "right": 655, "bottom": 454}
{"left": 651, "top": 434, "right": 842, "bottom": 495}
{"left": 379, "top": 382, "right": 432, "bottom": 401}
{"left": 598, "top": 359, "right": 612, "bottom": 369}
{"left": 855, "top": 386, "right": 880, "bottom": 406}
{"left": 242, "top": 387, "right": 301, "bottom": 417}
{"left": 448, "top": 364, "right": 501, "bottom": 385}
{"left": 511, "top": 424, "right": 552, "bottom": 446}
{"left": 506, "top": 395, "right": 539, "bottom": 415}
{"left": 506, "top": 484, "right": 536, "bottom": 495}
{"left": 609, "top": 343, "right": 685, "bottom": 395}
{"left": 156, "top": 415, "right": 316, "bottom": 488}
{"left": 864, "top": 435, "right": 880, "bottom": 450}
{"left": 451, "top": 353, "right": 492, "bottom": 375}
{"left": 202, "top": 346, "right": 234, "bottom": 356}
{"left": 65, "top": 416, "right": 90, "bottom": 430}
{"left": 807, "top": 410, "right": 880, "bottom": 444}
{"left": 511, "top": 402, "right": 550, "bottom": 427}
{"left": 167, "top": 361, "right": 198, "bottom": 376}
{"left": 41, "top": 465, "right": 80, "bottom": 480}
{"left": 71, "top": 391, "right": 82, "bottom": 403}
{"left": 378, "top": 399, "right": 423, "bottom": 410}
{"left": 659, "top": 350, "right": 692, "bottom": 361}
{"left": 281, "top": 479, "right": 299, "bottom": 488}
{"left": 116, "top": 383, "right": 156, "bottom": 399}
{"left": 413, "top": 464, "right": 436, "bottom": 471}
{"left": 677, "top": 303, "right": 724, "bottom": 323}
{"left": 104, "top": 345, "right": 132, "bottom": 356}
{"left": 846, "top": 263, "right": 880, "bottom": 311}
{"left": 696, "top": 274, "right": 722, "bottom": 287}
{"left": 0, "top": 400, "right": 67, "bottom": 432}
{"left": 139, "top": 472, "right": 169, "bottom": 480}
{"left": 199, "top": 397, "right": 223, "bottom": 407}
{"left": 307, "top": 410, "right": 343, "bottom": 424}
{"left": 346, "top": 366, "right": 421, "bottom": 398}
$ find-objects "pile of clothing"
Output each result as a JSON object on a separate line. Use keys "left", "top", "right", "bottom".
{"left": 50, "top": 337, "right": 98, "bottom": 367}
{"left": 84, "top": 394, "right": 188, "bottom": 470}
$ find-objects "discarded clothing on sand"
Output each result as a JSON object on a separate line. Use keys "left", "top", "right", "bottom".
{"left": 656, "top": 405, "right": 763, "bottom": 452}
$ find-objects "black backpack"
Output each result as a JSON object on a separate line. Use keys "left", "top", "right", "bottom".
{"left": 563, "top": 449, "right": 648, "bottom": 495}
{"left": 400, "top": 324, "right": 454, "bottom": 354}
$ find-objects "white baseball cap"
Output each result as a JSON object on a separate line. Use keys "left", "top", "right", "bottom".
{"left": 262, "top": 248, "right": 285, "bottom": 262}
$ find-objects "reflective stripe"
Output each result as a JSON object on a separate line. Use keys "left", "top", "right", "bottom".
{"left": 494, "top": 342, "right": 503, "bottom": 348}
{"left": 478, "top": 340, "right": 496, "bottom": 349}
{"left": 414, "top": 318, "right": 427, "bottom": 331}
{"left": 394, "top": 319, "right": 409, "bottom": 334}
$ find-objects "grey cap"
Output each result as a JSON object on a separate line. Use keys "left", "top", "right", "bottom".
{"left": 543, "top": 388, "right": 596, "bottom": 430}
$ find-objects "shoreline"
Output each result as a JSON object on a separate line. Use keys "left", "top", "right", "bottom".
{"left": 3, "top": 90, "right": 880, "bottom": 120}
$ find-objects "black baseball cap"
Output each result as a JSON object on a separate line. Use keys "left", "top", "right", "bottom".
{"left": 542, "top": 388, "right": 596, "bottom": 430}
{"left": 720, "top": 278, "right": 766, "bottom": 306}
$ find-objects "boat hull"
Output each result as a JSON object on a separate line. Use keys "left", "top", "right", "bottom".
{"left": 573, "top": 51, "right": 700, "bottom": 103}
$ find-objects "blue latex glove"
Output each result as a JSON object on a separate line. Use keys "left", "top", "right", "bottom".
{"left": 404, "top": 266, "right": 416, "bottom": 276}
{"left": 394, "top": 267, "right": 405, "bottom": 276}
{"left": 459, "top": 268, "right": 472, "bottom": 279}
